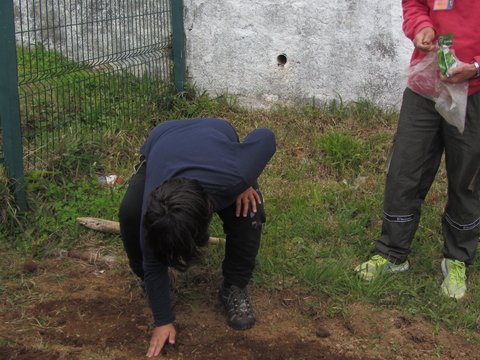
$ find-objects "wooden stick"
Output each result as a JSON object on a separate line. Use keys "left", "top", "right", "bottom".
{"left": 77, "top": 217, "right": 120, "bottom": 234}
{"left": 77, "top": 217, "right": 223, "bottom": 244}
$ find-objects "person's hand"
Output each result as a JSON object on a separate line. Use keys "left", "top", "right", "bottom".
{"left": 441, "top": 62, "right": 478, "bottom": 83}
{"left": 235, "top": 187, "right": 261, "bottom": 217}
{"left": 146, "top": 323, "right": 176, "bottom": 357}
{"left": 413, "top": 27, "right": 436, "bottom": 53}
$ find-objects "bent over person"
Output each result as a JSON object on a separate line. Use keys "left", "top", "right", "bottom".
{"left": 355, "top": 0, "right": 480, "bottom": 300}
{"left": 118, "top": 117, "right": 276, "bottom": 357}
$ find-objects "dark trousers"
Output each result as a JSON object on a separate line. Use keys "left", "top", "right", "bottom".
{"left": 376, "top": 88, "right": 480, "bottom": 265}
{"left": 118, "top": 161, "right": 265, "bottom": 288}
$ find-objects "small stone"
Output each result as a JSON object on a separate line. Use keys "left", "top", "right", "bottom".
{"left": 23, "top": 259, "right": 38, "bottom": 273}
{"left": 316, "top": 327, "right": 331, "bottom": 338}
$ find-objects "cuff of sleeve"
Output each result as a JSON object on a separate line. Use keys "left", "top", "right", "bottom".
{"left": 155, "top": 315, "right": 176, "bottom": 328}
{"left": 413, "top": 22, "right": 435, "bottom": 40}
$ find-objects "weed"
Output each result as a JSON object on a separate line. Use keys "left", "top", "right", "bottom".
{"left": 434, "top": 344, "right": 450, "bottom": 357}
{"left": 49, "top": 272, "right": 70, "bottom": 282}
{"left": 389, "top": 341, "right": 398, "bottom": 352}
{"left": 314, "top": 131, "right": 364, "bottom": 175}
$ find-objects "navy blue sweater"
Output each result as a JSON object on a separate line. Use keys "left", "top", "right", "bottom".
{"left": 139, "top": 118, "right": 276, "bottom": 327}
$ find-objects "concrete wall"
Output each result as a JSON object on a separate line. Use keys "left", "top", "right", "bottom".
{"left": 13, "top": 0, "right": 414, "bottom": 110}
{"left": 183, "top": 0, "right": 413, "bottom": 110}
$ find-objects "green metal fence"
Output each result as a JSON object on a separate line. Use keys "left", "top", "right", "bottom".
{"left": 0, "top": 0, "right": 185, "bottom": 211}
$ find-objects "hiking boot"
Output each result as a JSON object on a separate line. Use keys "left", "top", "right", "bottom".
{"left": 355, "top": 255, "right": 410, "bottom": 281}
{"left": 441, "top": 259, "right": 466, "bottom": 300}
{"left": 219, "top": 284, "right": 256, "bottom": 330}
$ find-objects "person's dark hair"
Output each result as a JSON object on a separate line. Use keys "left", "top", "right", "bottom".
{"left": 143, "top": 177, "right": 214, "bottom": 271}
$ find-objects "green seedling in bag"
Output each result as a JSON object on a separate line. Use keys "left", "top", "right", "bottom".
{"left": 438, "top": 45, "right": 457, "bottom": 77}
{"left": 437, "top": 32, "right": 457, "bottom": 78}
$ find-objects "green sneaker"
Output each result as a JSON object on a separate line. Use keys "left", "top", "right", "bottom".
{"left": 355, "top": 255, "right": 410, "bottom": 281}
{"left": 441, "top": 259, "right": 466, "bottom": 300}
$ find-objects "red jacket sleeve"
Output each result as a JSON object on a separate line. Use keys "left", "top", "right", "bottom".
{"left": 402, "top": 0, "right": 434, "bottom": 40}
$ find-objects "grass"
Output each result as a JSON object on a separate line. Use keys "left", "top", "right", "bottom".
{"left": 1, "top": 65, "right": 479, "bottom": 346}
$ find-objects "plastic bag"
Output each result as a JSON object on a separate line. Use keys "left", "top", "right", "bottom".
{"left": 399, "top": 46, "right": 468, "bottom": 133}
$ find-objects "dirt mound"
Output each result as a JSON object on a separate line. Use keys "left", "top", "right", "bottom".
{"left": 1, "top": 256, "right": 478, "bottom": 359}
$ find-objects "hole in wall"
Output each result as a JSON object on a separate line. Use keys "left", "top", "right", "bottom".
{"left": 277, "top": 54, "right": 287, "bottom": 66}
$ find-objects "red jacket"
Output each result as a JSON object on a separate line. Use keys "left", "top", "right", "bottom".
{"left": 402, "top": 0, "right": 480, "bottom": 95}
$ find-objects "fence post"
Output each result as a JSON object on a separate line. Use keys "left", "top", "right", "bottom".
{"left": 171, "top": 0, "right": 186, "bottom": 93}
{"left": 0, "top": 0, "right": 26, "bottom": 212}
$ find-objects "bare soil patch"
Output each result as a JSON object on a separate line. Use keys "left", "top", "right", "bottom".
{"left": 1, "top": 254, "right": 479, "bottom": 359}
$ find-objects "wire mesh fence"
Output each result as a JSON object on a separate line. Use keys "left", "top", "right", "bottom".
{"left": 2, "top": 0, "right": 180, "bottom": 171}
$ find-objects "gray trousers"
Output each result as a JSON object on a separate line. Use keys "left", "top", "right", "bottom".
{"left": 376, "top": 88, "right": 480, "bottom": 265}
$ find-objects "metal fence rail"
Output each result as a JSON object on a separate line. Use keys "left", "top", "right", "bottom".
{"left": 0, "top": 0, "right": 185, "bottom": 210}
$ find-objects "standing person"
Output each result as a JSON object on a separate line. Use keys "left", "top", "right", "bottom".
{"left": 118, "top": 117, "right": 276, "bottom": 357}
{"left": 355, "top": 0, "right": 480, "bottom": 300}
